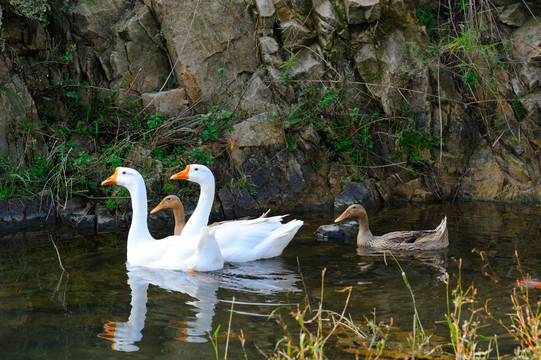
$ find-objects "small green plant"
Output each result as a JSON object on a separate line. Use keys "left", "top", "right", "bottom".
{"left": 147, "top": 113, "right": 166, "bottom": 129}
{"left": 444, "top": 259, "right": 494, "bottom": 359}
{"left": 104, "top": 198, "right": 117, "bottom": 210}
{"left": 163, "top": 183, "right": 175, "bottom": 193}
{"left": 268, "top": 269, "right": 356, "bottom": 360}
{"left": 209, "top": 324, "right": 222, "bottom": 359}
{"left": 486, "top": 252, "right": 541, "bottom": 359}
{"left": 414, "top": 0, "right": 437, "bottom": 38}
{"left": 512, "top": 96, "right": 526, "bottom": 120}
{"left": 151, "top": 145, "right": 184, "bottom": 167}
{"left": 392, "top": 255, "right": 435, "bottom": 357}
{"left": 225, "top": 173, "right": 257, "bottom": 197}
{"left": 60, "top": 44, "right": 76, "bottom": 63}
{"left": 187, "top": 148, "right": 214, "bottom": 165}
{"left": 280, "top": 48, "right": 301, "bottom": 85}
{"left": 152, "top": 29, "right": 165, "bottom": 49}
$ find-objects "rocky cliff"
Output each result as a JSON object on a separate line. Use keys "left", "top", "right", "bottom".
{"left": 1, "top": 0, "right": 541, "bottom": 230}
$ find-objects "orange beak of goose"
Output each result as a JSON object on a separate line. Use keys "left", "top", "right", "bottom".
{"left": 101, "top": 168, "right": 119, "bottom": 186}
{"left": 170, "top": 165, "right": 190, "bottom": 180}
{"left": 334, "top": 210, "right": 350, "bottom": 223}
{"left": 150, "top": 200, "right": 165, "bottom": 214}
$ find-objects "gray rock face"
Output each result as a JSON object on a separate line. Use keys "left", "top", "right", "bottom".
{"left": 152, "top": 0, "right": 259, "bottom": 105}
{"left": 0, "top": 192, "right": 55, "bottom": 233}
{"left": 334, "top": 181, "right": 381, "bottom": 213}
{"left": 58, "top": 197, "right": 96, "bottom": 232}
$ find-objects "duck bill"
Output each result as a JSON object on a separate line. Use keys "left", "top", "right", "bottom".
{"left": 101, "top": 168, "right": 119, "bottom": 186}
{"left": 150, "top": 201, "right": 165, "bottom": 214}
{"left": 170, "top": 165, "right": 190, "bottom": 180}
{"left": 334, "top": 211, "right": 350, "bottom": 223}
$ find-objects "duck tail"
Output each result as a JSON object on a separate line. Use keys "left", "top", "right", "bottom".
{"left": 434, "top": 216, "right": 448, "bottom": 245}
{"left": 436, "top": 216, "right": 447, "bottom": 232}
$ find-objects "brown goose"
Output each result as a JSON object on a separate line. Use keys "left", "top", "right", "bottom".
{"left": 334, "top": 204, "right": 448, "bottom": 251}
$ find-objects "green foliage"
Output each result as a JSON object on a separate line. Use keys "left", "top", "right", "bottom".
{"left": 414, "top": 0, "right": 437, "bottom": 38}
{"left": 187, "top": 148, "right": 214, "bottom": 165}
{"left": 0, "top": 140, "right": 122, "bottom": 200}
{"left": 512, "top": 95, "right": 526, "bottom": 120}
{"left": 286, "top": 84, "right": 374, "bottom": 168}
{"left": 0, "top": 63, "right": 244, "bottom": 202}
{"left": 59, "top": 44, "right": 76, "bottom": 63}
{"left": 146, "top": 113, "right": 166, "bottom": 130}
{"left": 163, "top": 182, "right": 176, "bottom": 193}
{"left": 280, "top": 48, "right": 301, "bottom": 86}
{"left": 152, "top": 29, "right": 164, "bottom": 48}
{"left": 224, "top": 175, "right": 257, "bottom": 196}
{"left": 151, "top": 145, "right": 184, "bottom": 167}
{"left": 396, "top": 123, "right": 440, "bottom": 166}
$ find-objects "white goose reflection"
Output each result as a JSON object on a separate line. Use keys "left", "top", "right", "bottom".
{"left": 99, "top": 259, "right": 299, "bottom": 352}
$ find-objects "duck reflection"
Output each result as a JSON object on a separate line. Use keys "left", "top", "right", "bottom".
{"left": 356, "top": 247, "right": 449, "bottom": 281}
{"left": 98, "top": 259, "right": 299, "bottom": 352}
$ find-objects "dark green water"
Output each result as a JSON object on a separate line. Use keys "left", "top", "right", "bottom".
{"left": 1, "top": 201, "right": 541, "bottom": 359}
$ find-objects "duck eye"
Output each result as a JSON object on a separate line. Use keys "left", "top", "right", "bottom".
{"left": 122, "top": 171, "right": 126, "bottom": 175}
{"left": 194, "top": 167, "right": 198, "bottom": 171}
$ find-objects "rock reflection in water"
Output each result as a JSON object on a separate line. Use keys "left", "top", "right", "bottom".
{"left": 98, "top": 259, "right": 299, "bottom": 352}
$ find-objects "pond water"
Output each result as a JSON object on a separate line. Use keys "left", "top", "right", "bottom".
{"left": 1, "top": 201, "right": 541, "bottom": 359}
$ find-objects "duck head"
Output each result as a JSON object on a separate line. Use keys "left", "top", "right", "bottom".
{"left": 334, "top": 204, "right": 368, "bottom": 223}
{"left": 170, "top": 164, "right": 213, "bottom": 184}
{"left": 150, "top": 195, "right": 182, "bottom": 214}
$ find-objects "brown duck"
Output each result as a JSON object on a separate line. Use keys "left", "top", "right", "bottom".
{"left": 334, "top": 204, "right": 448, "bottom": 251}
{"left": 151, "top": 195, "right": 185, "bottom": 236}
{"left": 151, "top": 195, "right": 271, "bottom": 236}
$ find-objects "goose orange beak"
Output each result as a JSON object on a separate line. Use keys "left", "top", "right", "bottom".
{"left": 97, "top": 320, "right": 117, "bottom": 342}
{"left": 101, "top": 168, "right": 119, "bottom": 186}
{"left": 170, "top": 165, "right": 190, "bottom": 180}
{"left": 334, "top": 210, "right": 350, "bottom": 223}
{"left": 150, "top": 200, "right": 165, "bottom": 214}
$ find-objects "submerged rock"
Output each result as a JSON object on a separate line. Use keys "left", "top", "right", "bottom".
{"left": 315, "top": 220, "right": 358, "bottom": 243}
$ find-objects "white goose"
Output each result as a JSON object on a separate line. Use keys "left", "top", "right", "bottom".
{"left": 101, "top": 167, "right": 223, "bottom": 271}
{"left": 169, "top": 164, "right": 303, "bottom": 263}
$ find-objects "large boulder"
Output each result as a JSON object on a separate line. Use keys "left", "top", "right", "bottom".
{"left": 511, "top": 18, "right": 541, "bottom": 91}
{"left": 0, "top": 73, "right": 42, "bottom": 157}
{"left": 152, "top": 0, "right": 259, "bottom": 106}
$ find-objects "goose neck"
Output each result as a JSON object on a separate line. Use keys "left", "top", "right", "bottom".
{"left": 182, "top": 179, "right": 215, "bottom": 237}
{"left": 126, "top": 179, "right": 153, "bottom": 245}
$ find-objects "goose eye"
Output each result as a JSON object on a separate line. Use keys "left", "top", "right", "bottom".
{"left": 194, "top": 167, "right": 198, "bottom": 171}
{"left": 122, "top": 171, "right": 126, "bottom": 175}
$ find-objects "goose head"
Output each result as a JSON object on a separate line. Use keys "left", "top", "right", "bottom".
{"left": 170, "top": 164, "right": 214, "bottom": 185}
{"left": 101, "top": 167, "right": 144, "bottom": 191}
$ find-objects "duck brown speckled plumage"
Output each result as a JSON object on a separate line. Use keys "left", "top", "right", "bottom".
{"left": 334, "top": 204, "right": 448, "bottom": 251}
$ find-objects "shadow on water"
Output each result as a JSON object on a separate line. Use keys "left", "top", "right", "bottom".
{"left": 1, "top": 200, "right": 541, "bottom": 358}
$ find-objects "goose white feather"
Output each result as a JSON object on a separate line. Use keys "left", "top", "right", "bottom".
{"left": 101, "top": 167, "right": 223, "bottom": 271}
{"left": 170, "top": 164, "right": 303, "bottom": 263}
